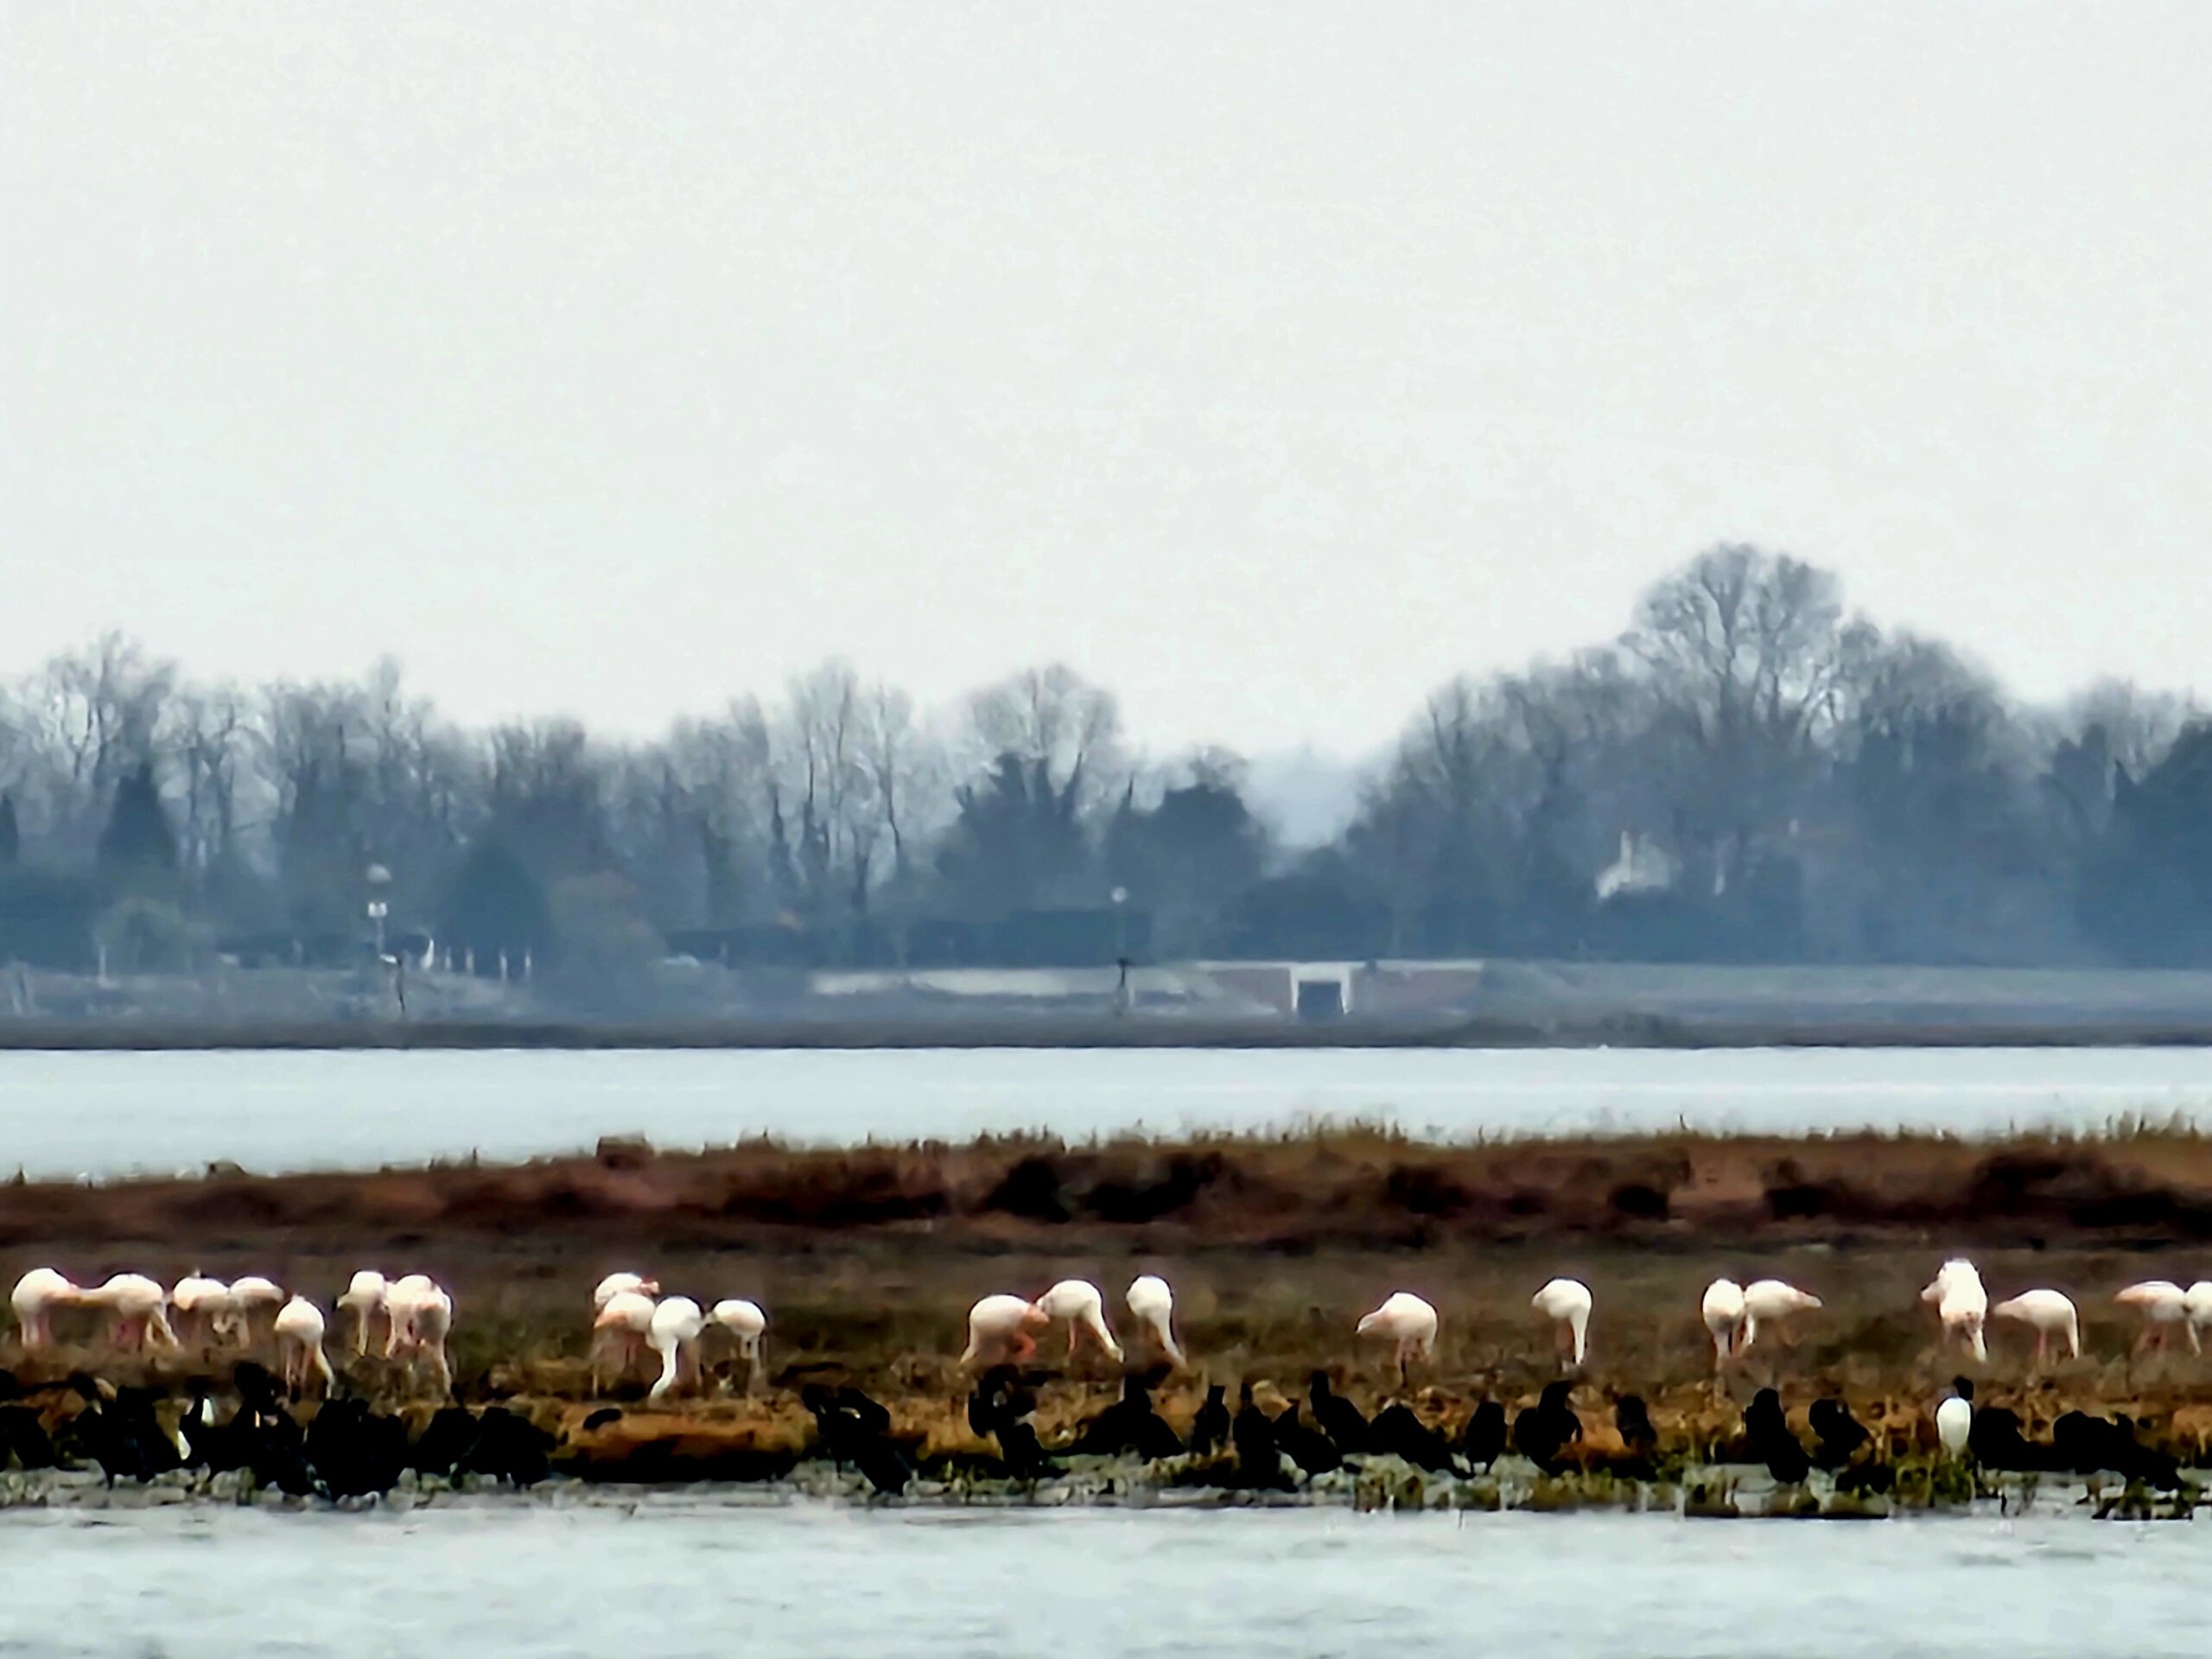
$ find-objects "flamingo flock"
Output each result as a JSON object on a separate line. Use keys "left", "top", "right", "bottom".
{"left": 5, "top": 1254, "right": 2209, "bottom": 1508}
{"left": 7, "top": 1267, "right": 456, "bottom": 1400}
{"left": 10, "top": 1260, "right": 2209, "bottom": 1406}
{"left": 586, "top": 1273, "right": 769, "bottom": 1402}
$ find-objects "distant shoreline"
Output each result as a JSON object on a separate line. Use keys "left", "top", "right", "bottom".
{"left": 8, "top": 1015, "right": 2212, "bottom": 1051}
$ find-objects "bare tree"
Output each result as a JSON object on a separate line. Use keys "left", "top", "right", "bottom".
{"left": 665, "top": 699, "right": 776, "bottom": 924}
{"left": 964, "top": 664, "right": 1125, "bottom": 815}
{"left": 17, "top": 632, "right": 175, "bottom": 847}
{"left": 779, "top": 660, "right": 874, "bottom": 915}
{"left": 166, "top": 683, "right": 252, "bottom": 876}
{"left": 1624, "top": 545, "right": 1852, "bottom": 893}
{"left": 861, "top": 681, "right": 920, "bottom": 887}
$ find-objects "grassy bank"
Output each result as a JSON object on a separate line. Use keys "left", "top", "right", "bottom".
{"left": 3, "top": 1128, "right": 2208, "bottom": 1457}
{"left": 9, "top": 1122, "right": 2212, "bottom": 1252}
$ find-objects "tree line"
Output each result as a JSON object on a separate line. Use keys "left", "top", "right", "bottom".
{"left": 3, "top": 544, "right": 2208, "bottom": 1002}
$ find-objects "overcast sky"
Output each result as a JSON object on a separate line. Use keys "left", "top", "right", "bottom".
{"left": 6, "top": 3, "right": 2209, "bottom": 762}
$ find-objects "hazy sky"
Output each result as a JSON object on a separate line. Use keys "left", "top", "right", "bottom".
{"left": 6, "top": 3, "right": 2209, "bottom": 760}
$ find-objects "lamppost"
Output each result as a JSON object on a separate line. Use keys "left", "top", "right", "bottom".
{"left": 1110, "top": 887, "right": 1129, "bottom": 1014}
{"left": 365, "top": 863, "right": 392, "bottom": 957}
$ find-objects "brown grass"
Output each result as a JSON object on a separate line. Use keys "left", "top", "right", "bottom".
{"left": 5, "top": 1128, "right": 2209, "bottom": 1467}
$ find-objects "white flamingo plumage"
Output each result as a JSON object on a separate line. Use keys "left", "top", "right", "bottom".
{"left": 1035, "top": 1280, "right": 1122, "bottom": 1364}
{"left": 220, "top": 1275, "right": 285, "bottom": 1349}
{"left": 646, "top": 1296, "right": 706, "bottom": 1402}
{"left": 385, "top": 1274, "right": 454, "bottom": 1395}
{"left": 594, "top": 1272, "right": 659, "bottom": 1312}
{"left": 960, "top": 1294, "right": 1048, "bottom": 1370}
{"left": 2185, "top": 1281, "right": 2210, "bottom": 1355}
{"left": 1532, "top": 1278, "right": 1593, "bottom": 1369}
{"left": 80, "top": 1274, "right": 178, "bottom": 1351}
{"left": 10, "top": 1268, "right": 79, "bottom": 1350}
{"left": 1125, "top": 1274, "right": 1186, "bottom": 1370}
{"left": 1357, "top": 1291, "right": 1439, "bottom": 1382}
{"left": 592, "top": 1289, "right": 658, "bottom": 1392}
{"left": 1922, "top": 1260, "right": 1987, "bottom": 1363}
{"left": 1700, "top": 1278, "right": 1745, "bottom": 1367}
{"left": 274, "top": 1295, "right": 337, "bottom": 1397}
{"left": 169, "top": 1274, "right": 231, "bottom": 1348}
{"left": 337, "top": 1270, "right": 390, "bottom": 1357}
{"left": 709, "top": 1298, "right": 767, "bottom": 1392}
{"left": 2114, "top": 1281, "right": 2189, "bottom": 1355}
{"left": 1992, "top": 1288, "right": 2080, "bottom": 1363}
{"left": 1740, "top": 1280, "right": 1822, "bottom": 1351}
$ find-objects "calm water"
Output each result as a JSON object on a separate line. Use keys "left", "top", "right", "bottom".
{"left": 6, "top": 1046, "right": 2212, "bottom": 1179}
{"left": 0, "top": 1502, "right": 2200, "bottom": 1658}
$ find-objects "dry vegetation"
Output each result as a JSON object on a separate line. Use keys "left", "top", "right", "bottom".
{"left": 6, "top": 1126, "right": 2210, "bottom": 1471}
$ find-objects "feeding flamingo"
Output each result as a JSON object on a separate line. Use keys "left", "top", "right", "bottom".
{"left": 1035, "top": 1280, "right": 1122, "bottom": 1365}
{"left": 1992, "top": 1288, "right": 2081, "bottom": 1364}
{"left": 385, "top": 1274, "right": 454, "bottom": 1396}
{"left": 169, "top": 1274, "right": 231, "bottom": 1349}
{"left": 274, "top": 1296, "right": 337, "bottom": 1398}
{"left": 708, "top": 1299, "right": 767, "bottom": 1390}
{"left": 1125, "top": 1274, "right": 1186, "bottom": 1370}
{"left": 1357, "top": 1291, "right": 1439, "bottom": 1383}
{"left": 1740, "top": 1280, "right": 1823, "bottom": 1351}
{"left": 336, "top": 1270, "right": 390, "bottom": 1357}
{"left": 220, "top": 1276, "right": 286, "bottom": 1350}
{"left": 960, "top": 1294, "right": 1048, "bottom": 1370}
{"left": 79, "top": 1274, "right": 178, "bottom": 1351}
{"left": 10, "top": 1268, "right": 79, "bottom": 1350}
{"left": 592, "top": 1289, "right": 658, "bottom": 1392}
{"left": 594, "top": 1272, "right": 659, "bottom": 1311}
{"left": 2114, "top": 1281, "right": 2190, "bottom": 1356}
{"left": 1532, "top": 1278, "right": 1593, "bottom": 1370}
{"left": 1700, "top": 1278, "right": 1746, "bottom": 1368}
{"left": 646, "top": 1296, "right": 706, "bottom": 1402}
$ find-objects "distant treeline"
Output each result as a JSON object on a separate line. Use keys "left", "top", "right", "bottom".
{"left": 1, "top": 544, "right": 2207, "bottom": 1002}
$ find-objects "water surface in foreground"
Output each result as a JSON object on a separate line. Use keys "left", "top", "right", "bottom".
{"left": 7, "top": 1045, "right": 2212, "bottom": 1178}
{"left": 1, "top": 1502, "right": 2198, "bottom": 1658}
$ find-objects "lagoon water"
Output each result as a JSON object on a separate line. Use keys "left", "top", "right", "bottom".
{"left": 5, "top": 1045, "right": 2212, "bottom": 1179}
{"left": 0, "top": 1501, "right": 2201, "bottom": 1659}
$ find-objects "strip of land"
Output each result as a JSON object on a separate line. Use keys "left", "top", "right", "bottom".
{"left": 10, "top": 1015, "right": 2212, "bottom": 1048}
{"left": 3, "top": 1129, "right": 2208, "bottom": 1478}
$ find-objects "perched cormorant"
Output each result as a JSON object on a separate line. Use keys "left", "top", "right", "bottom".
{"left": 1459, "top": 1400, "right": 1507, "bottom": 1470}
{"left": 1189, "top": 1384, "right": 1231, "bottom": 1457}
{"left": 1513, "top": 1382, "right": 1582, "bottom": 1474}
{"left": 1743, "top": 1389, "right": 1809, "bottom": 1484}
{"left": 1807, "top": 1397, "right": 1870, "bottom": 1470}
{"left": 1308, "top": 1371, "right": 1370, "bottom": 1456}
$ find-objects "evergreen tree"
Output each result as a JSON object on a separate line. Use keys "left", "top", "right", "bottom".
{"left": 95, "top": 763, "right": 178, "bottom": 891}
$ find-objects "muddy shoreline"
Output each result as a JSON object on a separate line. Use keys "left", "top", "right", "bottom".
{"left": 3, "top": 1461, "right": 2204, "bottom": 1519}
{"left": 10, "top": 1016, "right": 2212, "bottom": 1050}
